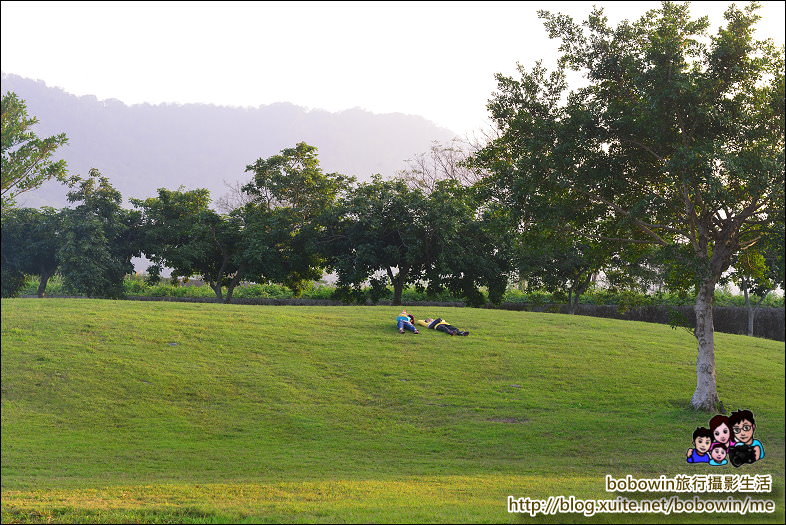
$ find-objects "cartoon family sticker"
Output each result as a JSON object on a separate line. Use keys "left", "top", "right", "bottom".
{"left": 686, "top": 409, "right": 764, "bottom": 467}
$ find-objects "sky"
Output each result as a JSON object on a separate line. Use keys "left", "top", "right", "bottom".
{"left": 2, "top": 0, "right": 785, "bottom": 137}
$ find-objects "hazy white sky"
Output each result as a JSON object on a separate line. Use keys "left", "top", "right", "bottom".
{"left": 2, "top": 1, "right": 784, "bottom": 136}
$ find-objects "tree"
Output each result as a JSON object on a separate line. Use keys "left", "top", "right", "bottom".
{"left": 730, "top": 222, "right": 785, "bottom": 336}
{"left": 1, "top": 92, "right": 70, "bottom": 212}
{"left": 472, "top": 2, "right": 784, "bottom": 411}
{"left": 0, "top": 206, "right": 61, "bottom": 297}
{"left": 324, "top": 176, "right": 431, "bottom": 306}
{"left": 242, "top": 142, "right": 351, "bottom": 295}
{"left": 133, "top": 187, "right": 246, "bottom": 302}
{"left": 58, "top": 169, "right": 142, "bottom": 299}
{"left": 421, "top": 180, "right": 513, "bottom": 306}
{"left": 516, "top": 232, "right": 609, "bottom": 315}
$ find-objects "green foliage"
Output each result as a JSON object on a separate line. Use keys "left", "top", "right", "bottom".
{"left": 132, "top": 187, "right": 247, "bottom": 301}
{"left": 131, "top": 142, "right": 351, "bottom": 303}
{"left": 241, "top": 142, "right": 353, "bottom": 296}
{"left": 474, "top": 1, "right": 783, "bottom": 289}
{"left": 0, "top": 206, "right": 61, "bottom": 297}
{"left": 326, "top": 177, "right": 512, "bottom": 306}
{"left": 243, "top": 142, "right": 351, "bottom": 217}
{"left": 731, "top": 223, "right": 785, "bottom": 305}
{"left": 14, "top": 272, "right": 786, "bottom": 309}
{"left": 423, "top": 181, "right": 513, "bottom": 306}
{"left": 0, "top": 265, "right": 25, "bottom": 298}
{"left": 325, "top": 175, "right": 432, "bottom": 305}
{"left": 1, "top": 92, "right": 70, "bottom": 212}
{"left": 58, "top": 169, "right": 141, "bottom": 299}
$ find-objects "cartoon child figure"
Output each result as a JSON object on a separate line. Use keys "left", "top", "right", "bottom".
{"left": 708, "top": 443, "right": 728, "bottom": 466}
{"left": 709, "top": 414, "right": 736, "bottom": 447}
{"left": 686, "top": 427, "right": 712, "bottom": 463}
{"left": 729, "top": 409, "right": 764, "bottom": 461}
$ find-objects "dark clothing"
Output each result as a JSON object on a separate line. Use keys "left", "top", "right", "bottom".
{"left": 436, "top": 324, "right": 458, "bottom": 335}
{"left": 427, "top": 318, "right": 468, "bottom": 336}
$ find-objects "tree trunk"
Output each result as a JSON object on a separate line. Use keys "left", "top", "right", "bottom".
{"left": 37, "top": 271, "right": 52, "bottom": 298}
{"left": 749, "top": 289, "right": 772, "bottom": 338}
{"left": 209, "top": 282, "right": 223, "bottom": 300}
{"left": 567, "top": 275, "right": 590, "bottom": 315}
{"left": 224, "top": 273, "right": 243, "bottom": 304}
{"left": 392, "top": 280, "right": 404, "bottom": 306}
{"left": 389, "top": 266, "right": 408, "bottom": 306}
{"left": 742, "top": 278, "right": 754, "bottom": 337}
{"left": 691, "top": 280, "right": 721, "bottom": 412}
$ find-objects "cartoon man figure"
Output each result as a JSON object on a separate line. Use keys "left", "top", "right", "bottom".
{"left": 708, "top": 443, "right": 728, "bottom": 466}
{"left": 729, "top": 409, "right": 764, "bottom": 461}
{"left": 686, "top": 427, "right": 712, "bottom": 463}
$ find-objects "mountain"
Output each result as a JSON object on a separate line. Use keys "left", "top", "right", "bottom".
{"left": 1, "top": 73, "right": 458, "bottom": 209}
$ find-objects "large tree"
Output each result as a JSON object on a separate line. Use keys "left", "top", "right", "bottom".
{"left": 241, "top": 142, "right": 351, "bottom": 295}
{"left": 421, "top": 180, "right": 513, "bottom": 306}
{"left": 58, "top": 169, "right": 142, "bottom": 299}
{"left": 132, "top": 187, "right": 247, "bottom": 302}
{"left": 324, "top": 175, "right": 431, "bottom": 306}
{"left": 1, "top": 92, "right": 70, "bottom": 213}
{"left": 472, "top": 2, "right": 784, "bottom": 411}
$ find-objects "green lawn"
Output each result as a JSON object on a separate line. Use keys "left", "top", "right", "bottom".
{"left": 1, "top": 299, "right": 784, "bottom": 523}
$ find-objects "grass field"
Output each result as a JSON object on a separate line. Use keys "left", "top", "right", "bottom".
{"left": 1, "top": 298, "right": 784, "bottom": 523}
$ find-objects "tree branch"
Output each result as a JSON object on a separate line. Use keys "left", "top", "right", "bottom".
{"left": 574, "top": 188, "right": 671, "bottom": 245}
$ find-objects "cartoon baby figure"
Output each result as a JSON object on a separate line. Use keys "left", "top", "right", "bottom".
{"left": 686, "top": 427, "right": 712, "bottom": 463}
{"left": 729, "top": 409, "right": 764, "bottom": 461}
{"left": 708, "top": 443, "right": 728, "bottom": 466}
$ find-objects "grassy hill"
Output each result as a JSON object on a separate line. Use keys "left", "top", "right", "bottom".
{"left": 1, "top": 299, "right": 783, "bottom": 523}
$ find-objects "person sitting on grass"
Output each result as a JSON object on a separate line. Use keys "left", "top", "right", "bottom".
{"left": 415, "top": 317, "right": 469, "bottom": 336}
{"left": 396, "top": 310, "right": 419, "bottom": 334}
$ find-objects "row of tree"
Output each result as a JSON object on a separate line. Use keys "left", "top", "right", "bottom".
{"left": 4, "top": 135, "right": 780, "bottom": 313}
{"left": 1, "top": 143, "right": 512, "bottom": 307}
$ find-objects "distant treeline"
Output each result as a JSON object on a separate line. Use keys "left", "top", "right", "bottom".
{"left": 17, "top": 273, "right": 785, "bottom": 309}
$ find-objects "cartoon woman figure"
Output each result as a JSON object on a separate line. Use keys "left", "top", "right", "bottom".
{"left": 709, "top": 414, "right": 736, "bottom": 448}
{"left": 709, "top": 443, "right": 728, "bottom": 466}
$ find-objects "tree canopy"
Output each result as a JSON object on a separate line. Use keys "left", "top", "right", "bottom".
{"left": 1, "top": 91, "right": 70, "bottom": 213}
{"left": 0, "top": 206, "right": 61, "bottom": 297}
{"left": 58, "top": 169, "right": 142, "bottom": 299}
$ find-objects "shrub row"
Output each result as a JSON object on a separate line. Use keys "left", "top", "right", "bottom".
{"left": 18, "top": 275, "right": 785, "bottom": 308}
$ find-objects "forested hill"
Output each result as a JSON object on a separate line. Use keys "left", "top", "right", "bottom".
{"left": 1, "top": 73, "right": 457, "bottom": 209}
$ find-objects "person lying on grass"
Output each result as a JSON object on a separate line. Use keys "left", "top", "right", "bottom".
{"left": 396, "top": 310, "right": 420, "bottom": 334}
{"left": 416, "top": 317, "right": 469, "bottom": 336}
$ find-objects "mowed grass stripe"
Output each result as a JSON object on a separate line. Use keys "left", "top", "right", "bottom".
{"left": 2, "top": 299, "right": 784, "bottom": 523}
